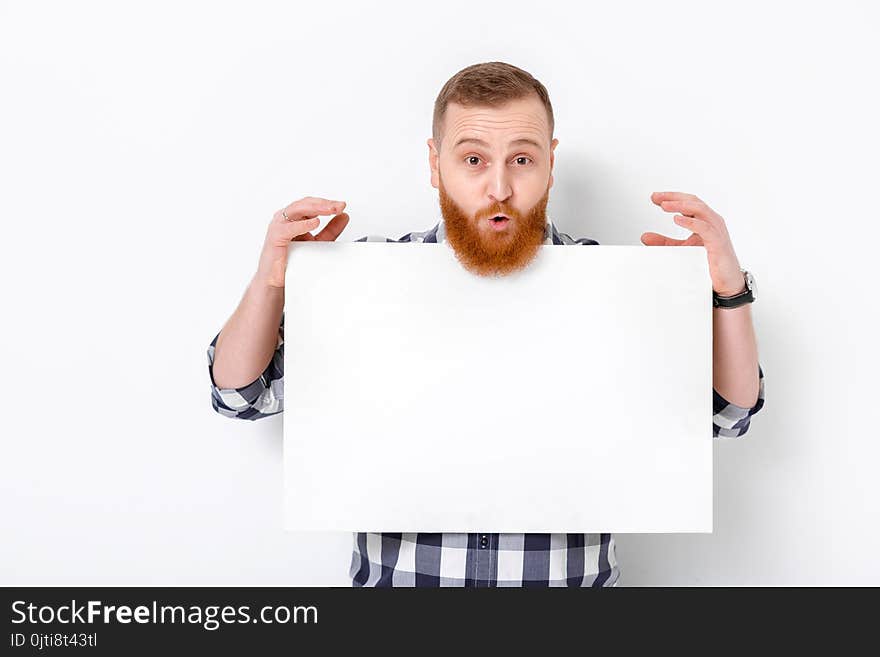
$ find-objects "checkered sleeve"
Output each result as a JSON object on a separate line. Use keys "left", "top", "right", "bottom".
{"left": 712, "top": 363, "right": 765, "bottom": 438}
{"left": 206, "top": 312, "right": 285, "bottom": 420}
{"left": 354, "top": 232, "right": 421, "bottom": 242}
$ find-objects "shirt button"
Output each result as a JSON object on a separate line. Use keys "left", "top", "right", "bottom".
{"left": 479, "top": 534, "right": 489, "bottom": 549}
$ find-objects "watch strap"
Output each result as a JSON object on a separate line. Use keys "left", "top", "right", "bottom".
{"left": 713, "top": 270, "right": 754, "bottom": 308}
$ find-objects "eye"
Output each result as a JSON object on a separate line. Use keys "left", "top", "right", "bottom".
{"left": 464, "top": 154, "right": 533, "bottom": 167}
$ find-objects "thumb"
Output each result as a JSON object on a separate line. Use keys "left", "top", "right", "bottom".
{"left": 640, "top": 231, "right": 670, "bottom": 246}
{"left": 641, "top": 231, "right": 699, "bottom": 247}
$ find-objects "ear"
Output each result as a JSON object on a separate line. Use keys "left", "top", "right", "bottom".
{"left": 549, "top": 138, "right": 559, "bottom": 189}
{"left": 427, "top": 138, "right": 440, "bottom": 189}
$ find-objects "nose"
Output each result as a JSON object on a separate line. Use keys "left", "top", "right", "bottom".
{"left": 487, "top": 164, "right": 512, "bottom": 207}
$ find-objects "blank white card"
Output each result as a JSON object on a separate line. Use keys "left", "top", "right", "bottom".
{"left": 283, "top": 239, "right": 713, "bottom": 533}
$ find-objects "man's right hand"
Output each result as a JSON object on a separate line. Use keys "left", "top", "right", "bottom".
{"left": 256, "top": 197, "right": 350, "bottom": 288}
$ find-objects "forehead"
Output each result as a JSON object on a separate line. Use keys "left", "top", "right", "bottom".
{"left": 444, "top": 95, "right": 550, "bottom": 147}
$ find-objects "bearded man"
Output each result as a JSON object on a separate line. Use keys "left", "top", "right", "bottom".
{"left": 207, "top": 61, "right": 766, "bottom": 587}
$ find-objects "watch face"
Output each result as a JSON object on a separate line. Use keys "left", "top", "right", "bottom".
{"left": 745, "top": 271, "right": 756, "bottom": 299}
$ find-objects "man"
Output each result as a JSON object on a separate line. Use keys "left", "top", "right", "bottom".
{"left": 207, "top": 61, "right": 766, "bottom": 587}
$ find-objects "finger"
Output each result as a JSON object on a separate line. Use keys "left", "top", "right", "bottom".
{"left": 275, "top": 198, "right": 346, "bottom": 223}
{"left": 314, "top": 213, "right": 350, "bottom": 241}
{"left": 671, "top": 213, "right": 712, "bottom": 235}
{"left": 297, "top": 199, "right": 346, "bottom": 220}
{"left": 640, "top": 231, "right": 703, "bottom": 247}
{"left": 650, "top": 191, "right": 700, "bottom": 206}
{"left": 280, "top": 216, "right": 321, "bottom": 239}
{"left": 657, "top": 199, "right": 712, "bottom": 219}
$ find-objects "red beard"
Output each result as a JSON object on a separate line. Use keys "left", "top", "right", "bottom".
{"left": 438, "top": 176, "right": 550, "bottom": 277}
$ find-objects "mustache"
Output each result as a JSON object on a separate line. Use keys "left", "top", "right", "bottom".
{"left": 474, "top": 204, "right": 520, "bottom": 220}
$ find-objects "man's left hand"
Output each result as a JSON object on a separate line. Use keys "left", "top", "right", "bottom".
{"left": 641, "top": 191, "right": 746, "bottom": 297}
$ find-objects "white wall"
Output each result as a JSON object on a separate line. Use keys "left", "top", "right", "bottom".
{"left": 1, "top": 0, "right": 877, "bottom": 586}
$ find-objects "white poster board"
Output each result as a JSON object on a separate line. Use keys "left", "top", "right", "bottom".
{"left": 283, "top": 240, "right": 713, "bottom": 533}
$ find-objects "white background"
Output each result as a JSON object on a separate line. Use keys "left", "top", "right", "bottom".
{"left": 1, "top": 0, "right": 877, "bottom": 585}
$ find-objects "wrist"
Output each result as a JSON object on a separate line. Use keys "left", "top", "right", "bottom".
{"left": 251, "top": 271, "right": 286, "bottom": 293}
{"left": 253, "top": 258, "right": 287, "bottom": 289}
{"left": 713, "top": 283, "right": 747, "bottom": 297}
{"left": 713, "top": 267, "right": 748, "bottom": 297}
{"left": 712, "top": 268, "right": 755, "bottom": 309}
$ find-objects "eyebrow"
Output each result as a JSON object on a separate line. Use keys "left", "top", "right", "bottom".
{"left": 452, "top": 137, "right": 544, "bottom": 150}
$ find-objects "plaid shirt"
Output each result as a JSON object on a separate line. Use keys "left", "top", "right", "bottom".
{"left": 207, "top": 218, "right": 766, "bottom": 587}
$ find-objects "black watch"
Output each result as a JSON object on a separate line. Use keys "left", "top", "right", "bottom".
{"left": 713, "top": 269, "right": 756, "bottom": 309}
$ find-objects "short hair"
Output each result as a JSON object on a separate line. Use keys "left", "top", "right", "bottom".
{"left": 432, "top": 61, "right": 554, "bottom": 152}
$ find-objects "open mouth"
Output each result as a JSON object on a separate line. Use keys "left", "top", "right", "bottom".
{"left": 488, "top": 215, "right": 510, "bottom": 231}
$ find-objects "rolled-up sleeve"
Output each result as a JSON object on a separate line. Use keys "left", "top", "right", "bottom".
{"left": 206, "top": 312, "right": 285, "bottom": 420}
{"left": 713, "top": 363, "right": 765, "bottom": 438}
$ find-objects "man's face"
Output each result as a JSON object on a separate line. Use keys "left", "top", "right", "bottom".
{"left": 428, "top": 94, "right": 559, "bottom": 277}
